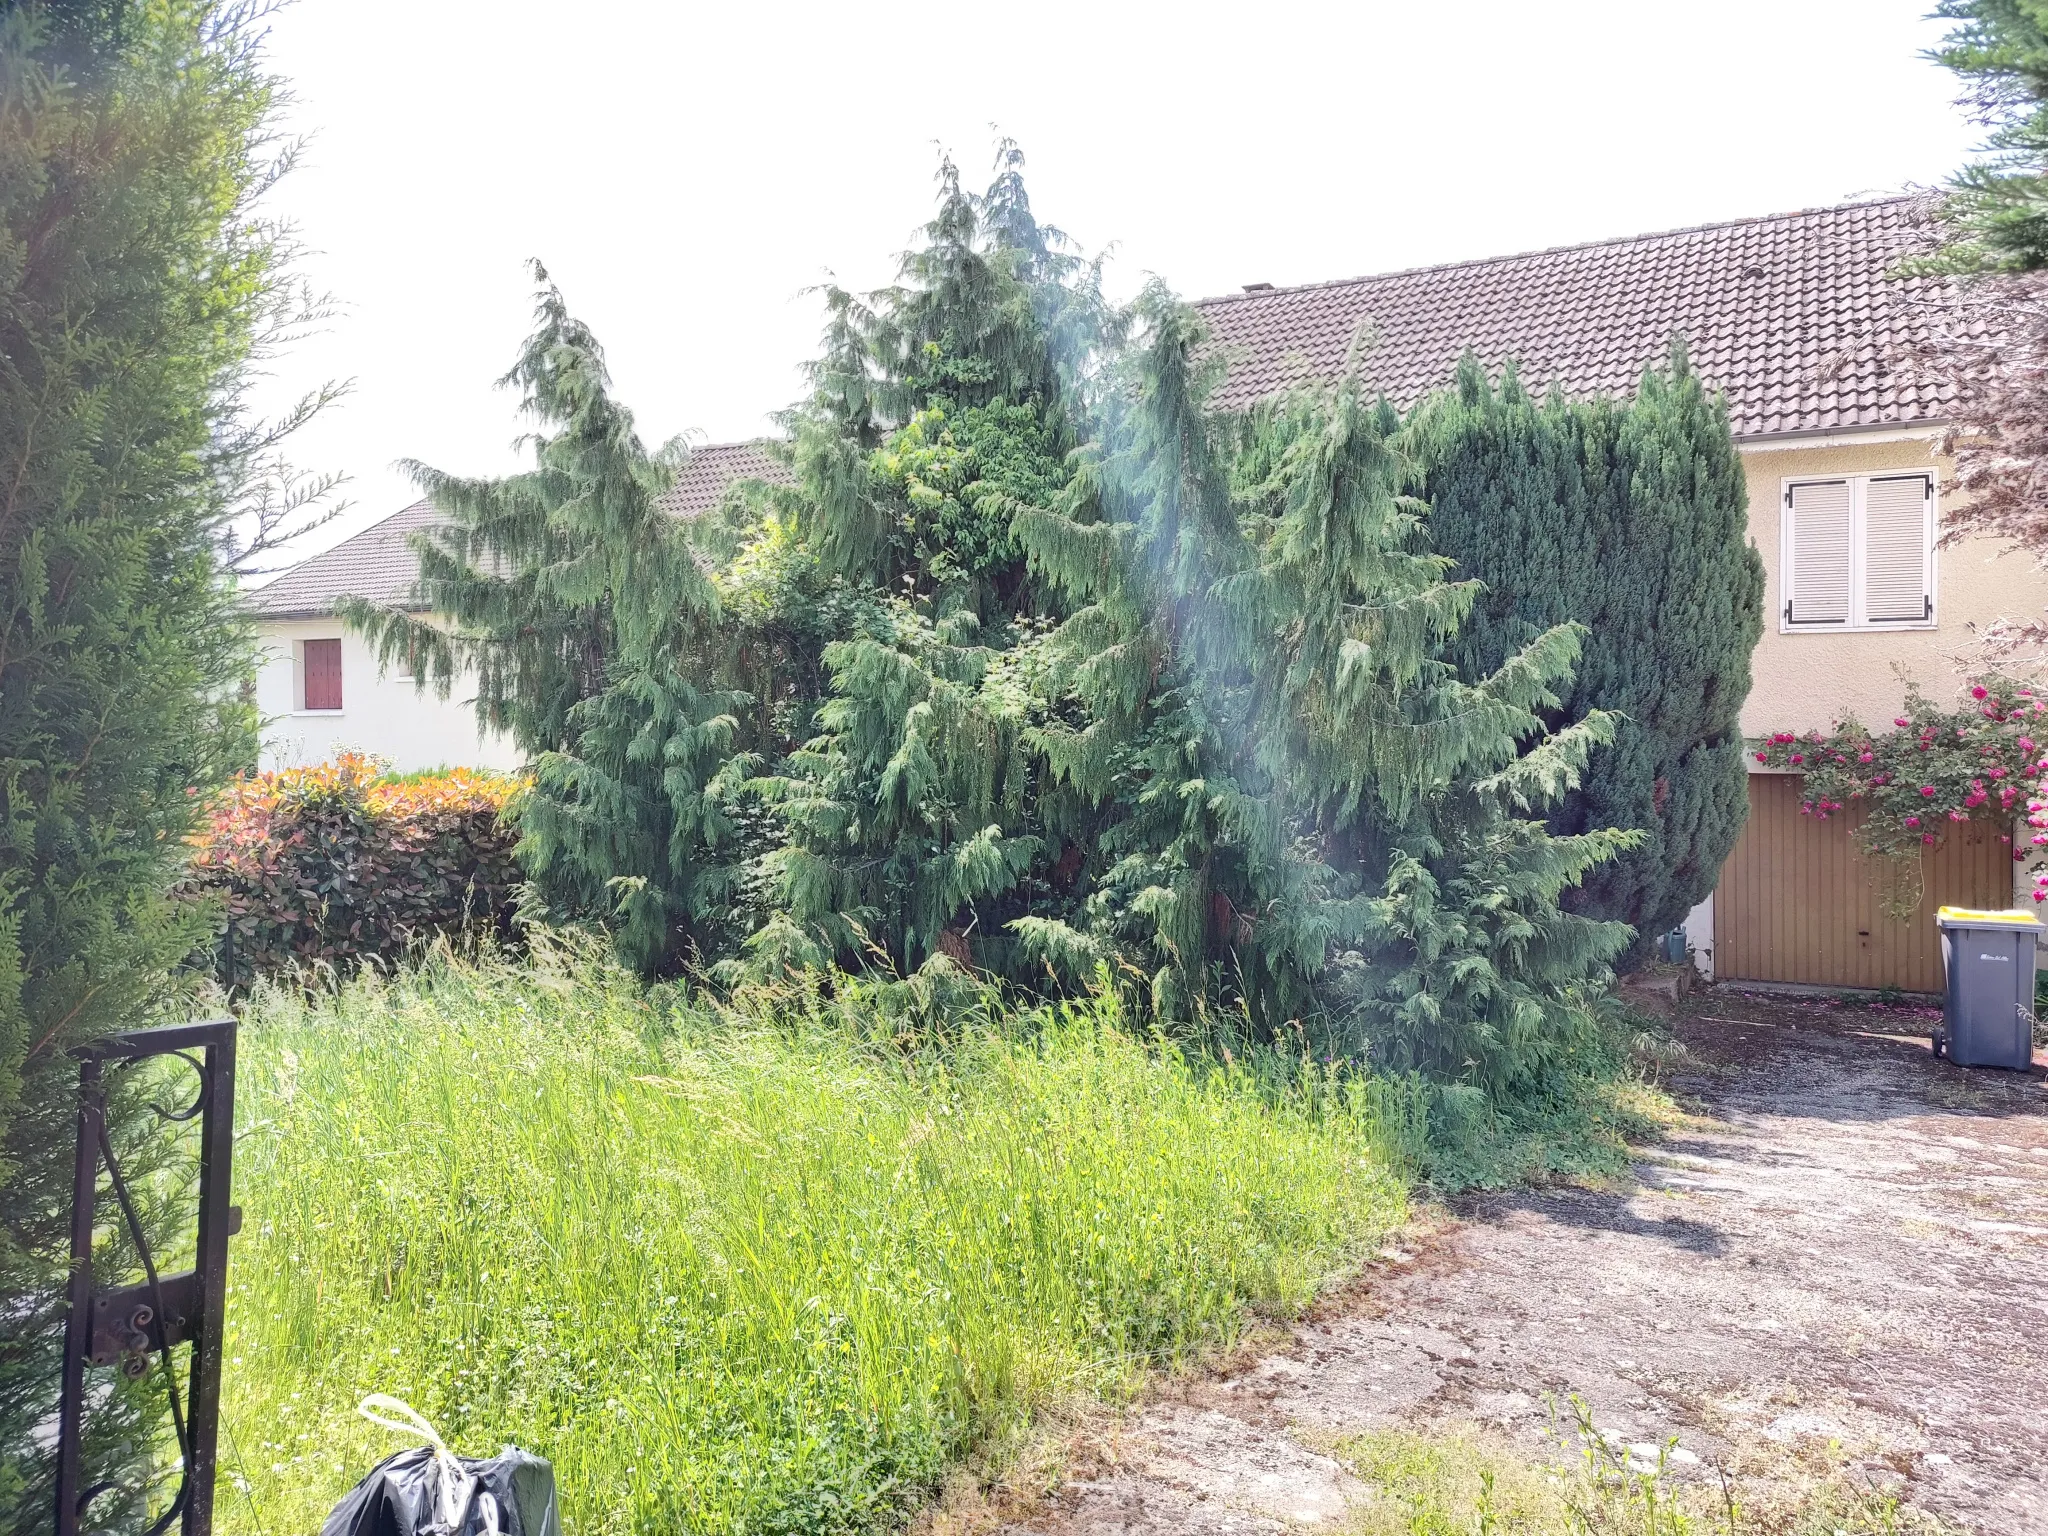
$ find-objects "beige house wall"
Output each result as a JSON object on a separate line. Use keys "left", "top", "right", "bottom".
{"left": 1737, "top": 432, "right": 2048, "bottom": 735}
{"left": 1687, "top": 431, "right": 2048, "bottom": 977}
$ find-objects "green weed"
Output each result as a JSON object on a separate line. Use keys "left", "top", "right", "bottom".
{"left": 1416, "top": 1004, "right": 1684, "bottom": 1191}
{"left": 217, "top": 947, "right": 1407, "bottom": 1534}
{"left": 1332, "top": 1397, "right": 1943, "bottom": 1536}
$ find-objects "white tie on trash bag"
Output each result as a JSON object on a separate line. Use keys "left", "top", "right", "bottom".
{"left": 356, "top": 1394, "right": 502, "bottom": 1536}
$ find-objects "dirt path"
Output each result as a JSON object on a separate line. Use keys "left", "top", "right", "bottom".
{"left": 1006, "top": 994, "right": 2048, "bottom": 1535}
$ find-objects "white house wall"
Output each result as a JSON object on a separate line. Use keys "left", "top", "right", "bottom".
{"left": 254, "top": 618, "right": 522, "bottom": 774}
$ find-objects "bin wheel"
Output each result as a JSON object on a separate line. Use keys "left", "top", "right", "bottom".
{"left": 1932, "top": 1029, "right": 1946, "bottom": 1059}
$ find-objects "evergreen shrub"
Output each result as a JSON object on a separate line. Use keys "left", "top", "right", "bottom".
{"left": 2, "top": 2, "right": 292, "bottom": 1521}
{"left": 180, "top": 755, "right": 523, "bottom": 987}
{"left": 357, "top": 151, "right": 1731, "bottom": 1106}
{"left": 1409, "top": 353, "right": 1764, "bottom": 960}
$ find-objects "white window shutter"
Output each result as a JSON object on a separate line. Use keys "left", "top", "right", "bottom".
{"left": 1862, "top": 474, "right": 1932, "bottom": 623}
{"left": 1787, "top": 479, "right": 1851, "bottom": 624}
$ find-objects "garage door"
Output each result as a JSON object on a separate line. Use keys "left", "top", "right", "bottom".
{"left": 1714, "top": 772, "right": 2015, "bottom": 993}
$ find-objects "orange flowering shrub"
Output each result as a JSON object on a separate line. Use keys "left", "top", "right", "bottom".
{"left": 180, "top": 753, "right": 525, "bottom": 988}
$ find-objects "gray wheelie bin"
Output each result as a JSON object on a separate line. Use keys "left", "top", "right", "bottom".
{"left": 1934, "top": 906, "right": 2041, "bottom": 1070}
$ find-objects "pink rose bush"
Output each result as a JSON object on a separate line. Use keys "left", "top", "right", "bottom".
{"left": 1753, "top": 677, "right": 2048, "bottom": 897}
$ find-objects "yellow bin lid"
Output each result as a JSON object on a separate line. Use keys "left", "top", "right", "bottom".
{"left": 1935, "top": 905, "right": 2044, "bottom": 927}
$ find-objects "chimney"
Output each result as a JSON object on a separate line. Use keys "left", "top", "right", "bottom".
{"left": 1241, "top": 282, "right": 1275, "bottom": 293}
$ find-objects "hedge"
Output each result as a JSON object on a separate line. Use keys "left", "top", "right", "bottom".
{"left": 180, "top": 753, "right": 524, "bottom": 988}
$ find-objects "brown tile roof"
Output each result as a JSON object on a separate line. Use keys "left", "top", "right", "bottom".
{"left": 1193, "top": 196, "right": 1955, "bottom": 439}
{"left": 656, "top": 439, "right": 788, "bottom": 518}
{"left": 243, "top": 497, "right": 443, "bottom": 618}
{"left": 245, "top": 440, "right": 791, "bottom": 619}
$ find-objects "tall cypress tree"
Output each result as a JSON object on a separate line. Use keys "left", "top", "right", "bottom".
{"left": 1928, "top": 0, "right": 2048, "bottom": 272}
{"left": 1013, "top": 290, "right": 1639, "bottom": 1084}
{"left": 347, "top": 270, "right": 752, "bottom": 975}
{"left": 751, "top": 150, "right": 1116, "bottom": 982}
{"left": 1407, "top": 350, "right": 1762, "bottom": 961}
{"left": 1, "top": 3, "right": 283, "bottom": 1525}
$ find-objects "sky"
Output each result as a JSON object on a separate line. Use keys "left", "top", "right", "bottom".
{"left": 247, "top": 0, "right": 1986, "bottom": 574}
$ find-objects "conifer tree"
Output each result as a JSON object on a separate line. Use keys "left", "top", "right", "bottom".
{"left": 752, "top": 149, "right": 1115, "bottom": 980}
{"left": 1929, "top": 0, "right": 2048, "bottom": 272}
{"left": 1013, "top": 291, "right": 1639, "bottom": 1083}
{"left": 1406, "top": 353, "right": 1761, "bottom": 961}
{"left": 347, "top": 271, "right": 751, "bottom": 974}
{"left": 1, "top": 3, "right": 287, "bottom": 1525}
{"left": 381, "top": 152, "right": 1650, "bottom": 1092}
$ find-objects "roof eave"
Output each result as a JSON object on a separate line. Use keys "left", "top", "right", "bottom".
{"left": 1732, "top": 418, "right": 1949, "bottom": 451}
{"left": 242, "top": 600, "right": 431, "bottom": 622}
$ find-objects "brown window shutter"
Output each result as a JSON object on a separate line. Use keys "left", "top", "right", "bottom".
{"left": 1862, "top": 474, "right": 1932, "bottom": 623}
{"left": 303, "top": 638, "right": 343, "bottom": 710}
{"left": 1786, "top": 479, "right": 1851, "bottom": 624}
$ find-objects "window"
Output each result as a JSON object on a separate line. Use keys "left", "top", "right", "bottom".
{"left": 1780, "top": 472, "right": 1935, "bottom": 631}
{"left": 300, "top": 637, "right": 343, "bottom": 711}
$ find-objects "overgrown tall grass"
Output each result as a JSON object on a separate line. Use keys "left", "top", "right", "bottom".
{"left": 218, "top": 949, "right": 1411, "bottom": 1534}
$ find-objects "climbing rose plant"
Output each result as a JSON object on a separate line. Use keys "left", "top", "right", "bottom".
{"left": 1753, "top": 676, "right": 2048, "bottom": 898}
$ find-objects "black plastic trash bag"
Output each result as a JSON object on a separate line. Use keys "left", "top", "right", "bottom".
{"left": 321, "top": 1397, "right": 560, "bottom": 1536}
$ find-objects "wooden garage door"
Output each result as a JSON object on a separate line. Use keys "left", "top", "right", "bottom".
{"left": 1715, "top": 774, "right": 2014, "bottom": 992}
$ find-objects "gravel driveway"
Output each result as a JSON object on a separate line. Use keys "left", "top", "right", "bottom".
{"left": 1004, "top": 993, "right": 2048, "bottom": 1536}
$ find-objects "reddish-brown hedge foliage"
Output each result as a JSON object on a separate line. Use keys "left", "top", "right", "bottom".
{"left": 180, "top": 753, "right": 524, "bottom": 987}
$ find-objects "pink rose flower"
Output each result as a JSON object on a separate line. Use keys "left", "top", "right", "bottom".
{"left": 1973, "top": 685, "right": 1990, "bottom": 699}
{"left": 1906, "top": 815, "right": 1921, "bottom": 827}
{"left": 1920, "top": 785, "right": 1937, "bottom": 796}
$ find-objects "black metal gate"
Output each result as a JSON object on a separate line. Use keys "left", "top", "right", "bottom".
{"left": 55, "top": 1019, "right": 238, "bottom": 1536}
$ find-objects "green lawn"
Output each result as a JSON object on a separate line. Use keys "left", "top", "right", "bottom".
{"left": 217, "top": 950, "right": 1409, "bottom": 1533}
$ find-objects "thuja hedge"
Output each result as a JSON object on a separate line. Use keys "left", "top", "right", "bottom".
{"left": 179, "top": 753, "right": 524, "bottom": 986}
